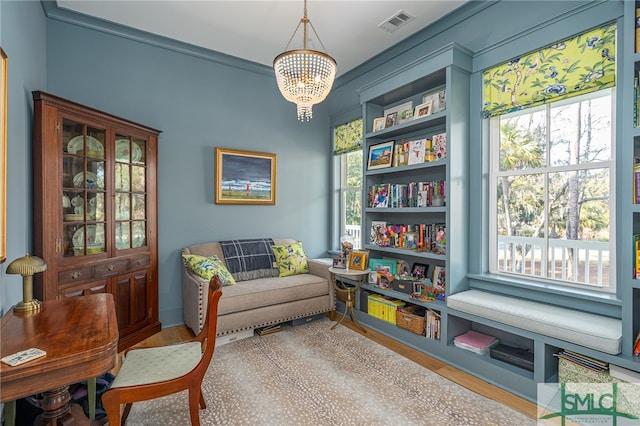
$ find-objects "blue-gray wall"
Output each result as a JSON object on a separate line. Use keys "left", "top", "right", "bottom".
{"left": 43, "top": 15, "right": 332, "bottom": 326}
{"left": 0, "top": 1, "right": 46, "bottom": 315}
{"left": 0, "top": 0, "right": 624, "bottom": 326}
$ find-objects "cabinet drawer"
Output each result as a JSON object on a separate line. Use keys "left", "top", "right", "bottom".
{"left": 129, "top": 255, "right": 150, "bottom": 270}
{"left": 60, "top": 281, "right": 109, "bottom": 298}
{"left": 95, "top": 259, "right": 129, "bottom": 277}
{"left": 58, "top": 267, "right": 93, "bottom": 285}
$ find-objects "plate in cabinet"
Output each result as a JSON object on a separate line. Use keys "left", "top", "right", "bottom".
{"left": 67, "top": 135, "right": 104, "bottom": 158}
{"left": 72, "top": 225, "right": 105, "bottom": 249}
{"left": 73, "top": 171, "right": 103, "bottom": 189}
{"left": 116, "top": 139, "right": 142, "bottom": 162}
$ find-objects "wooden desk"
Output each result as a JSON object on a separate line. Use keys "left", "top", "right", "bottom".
{"left": 1, "top": 293, "right": 118, "bottom": 425}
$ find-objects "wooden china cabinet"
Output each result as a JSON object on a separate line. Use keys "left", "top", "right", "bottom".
{"left": 32, "top": 91, "right": 161, "bottom": 351}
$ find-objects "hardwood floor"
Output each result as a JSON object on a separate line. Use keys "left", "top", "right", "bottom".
{"left": 126, "top": 316, "right": 537, "bottom": 420}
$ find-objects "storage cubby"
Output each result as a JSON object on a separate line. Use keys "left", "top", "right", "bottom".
{"left": 448, "top": 314, "right": 535, "bottom": 379}
{"left": 543, "top": 344, "right": 562, "bottom": 383}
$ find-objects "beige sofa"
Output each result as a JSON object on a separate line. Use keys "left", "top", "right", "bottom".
{"left": 181, "top": 238, "right": 335, "bottom": 338}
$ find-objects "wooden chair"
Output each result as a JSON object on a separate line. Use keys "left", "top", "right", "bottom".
{"left": 103, "top": 276, "right": 223, "bottom": 426}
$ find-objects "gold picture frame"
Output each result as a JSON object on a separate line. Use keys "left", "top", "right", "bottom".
{"left": 372, "top": 117, "right": 386, "bottom": 132}
{"left": 348, "top": 251, "right": 368, "bottom": 271}
{"left": 215, "top": 147, "right": 276, "bottom": 205}
{"left": 0, "top": 48, "right": 7, "bottom": 263}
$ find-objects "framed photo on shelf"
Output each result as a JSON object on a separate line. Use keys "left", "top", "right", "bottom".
{"left": 383, "top": 101, "right": 412, "bottom": 123}
{"left": 368, "top": 270, "right": 378, "bottom": 284}
{"left": 385, "top": 112, "right": 397, "bottom": 128}
{"left": 215, "top": 147, "right": 276, "bottom": 205}
{"left": 411, "top": 263, "right": 429, "bottom": 280}
{"left": 367, "top": 140, "right": 394, "bottom": 170}
{"left": 369, "top": 258, "right": 397, "bottom": 275}
{"left": 372, "top": 117, "right": 386, "bottom": 132}
{"left": 398, "top": 109, "right": 414, "bottom": 124}
{"left": 332, "top": 257, "right": 346, "bottom": 269}
{"left": 432, "top": 266, "right": 446, "bottom": 289}
{"left": 422, "top": 89, "right": 446, "bottom": 113}
{"left": 348, "top": 251, "right": 368, "bottom": 271}
{"left": 414, "top": 100, "right": 433, "bottom": 118}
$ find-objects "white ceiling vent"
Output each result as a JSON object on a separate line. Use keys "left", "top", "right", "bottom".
{"left": 378, "top": 10, "right": 416, "bottom": 33}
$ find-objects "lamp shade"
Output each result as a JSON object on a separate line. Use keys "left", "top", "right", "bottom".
{"left": 7, "top": 253, "right": 47, "bottom": 276}
{"left": 6, "top": 253, "right": 46, "bottom": 313}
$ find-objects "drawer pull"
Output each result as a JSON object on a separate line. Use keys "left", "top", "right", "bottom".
{"left": 108, "top": 264, "right": 115, "bottom": 272}
{"left": 71, "top": 271, "right": 81, "bottom": 280}
{"left": 137, "top": 259, "right": 144, "bottom": 265}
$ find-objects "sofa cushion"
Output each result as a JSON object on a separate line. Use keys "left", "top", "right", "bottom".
{"left": 219, "top": 238, "right": 279, "bottom": 282}
{"left": 217, "top": 274, "right": 328, "bottom": 316}
{"left": 182, "top": 254, "right": 236, "bottom": 286}
{"left": 271, "top": 241, "right": 310, "bottom": 277}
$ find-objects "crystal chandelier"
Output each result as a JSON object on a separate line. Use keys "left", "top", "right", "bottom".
{"left": 273, "top": 0, "right": 337, "bottom": 121}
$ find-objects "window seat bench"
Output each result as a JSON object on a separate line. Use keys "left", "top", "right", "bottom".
{"left": 446, "top": 289, "right": 622, "bottom": 355}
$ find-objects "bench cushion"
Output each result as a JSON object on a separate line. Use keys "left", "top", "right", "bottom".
{"left": 447, "top": 290, "right": 621, "bottom": 355}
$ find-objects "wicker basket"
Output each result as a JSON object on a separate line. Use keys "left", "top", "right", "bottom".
{"left": 396, "top": 305, "right": 426, "bottom": 335}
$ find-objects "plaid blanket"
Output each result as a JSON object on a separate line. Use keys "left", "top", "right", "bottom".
{"left": 219, "top": 238, "right": 279, "bottom": 281}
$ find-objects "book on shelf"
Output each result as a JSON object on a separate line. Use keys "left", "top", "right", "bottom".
{"left": 453, "top": 330, "right": 499, "bottom": 355}
{"left": 635, "top": 159, "right": 640, "bottom": 203}
{"left": 368, "top": 180, "right": 446, "bottom": 208}
{"left": 635, "top": 74, "right": 640, "bottom": 128}
{"left": 407, "top": 139, "right": 426, "bottom": 165}
{"left": 633, "top": 330, "right": 640, "bottom": 357}
{"left": 636, "top": 7, "right": 640, "bottom": 54}
{"left": 370, "top": 221, "right": 387, "bottom": 245}
{"left": 369, "top": 184, "right": 390, "bottom": 208}
{"left": 432, "top": 132, "right": 447, "bottom": 160}
{"left": 426, "top": 308, "right": 441, "bottom": 339}
{"left": 634, "top": 234, "right": 640, "bottom": 279}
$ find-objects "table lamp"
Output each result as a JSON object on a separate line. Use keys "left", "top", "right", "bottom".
{"left": 6, "top": 253, "right": 47, "bottom": 313}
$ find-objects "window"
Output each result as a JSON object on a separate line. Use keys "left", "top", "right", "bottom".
{"left": 333, "top": 118, "right": 363, "bottom": 250}
{"left": 489, "top": 89, "right": 615, "bottom": 292}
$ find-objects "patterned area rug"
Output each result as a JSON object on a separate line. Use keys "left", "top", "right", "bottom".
{"left": 125, "top": 318, "right": 535, "bottom": 425}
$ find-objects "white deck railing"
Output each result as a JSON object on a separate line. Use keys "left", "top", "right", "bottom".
{"left": 345, "top": 225, "right": 362, "bottom": 250}
{"left": 496, "top": 235, "right": 610, "bottom": 287}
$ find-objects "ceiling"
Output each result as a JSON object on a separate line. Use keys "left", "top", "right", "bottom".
{"left": 55, "top": 1, "right": 467, "bottom": 77}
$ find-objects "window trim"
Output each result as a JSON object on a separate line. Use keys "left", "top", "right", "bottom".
{"left": 330, "top": 110, "right": 363, "bottom": 253}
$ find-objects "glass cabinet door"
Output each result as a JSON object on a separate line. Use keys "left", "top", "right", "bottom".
{"left": 115, "top": 135, "right": 147, "bottom": 251}
{"left": 61, "top": 119, "right": 106, "bottom": 257}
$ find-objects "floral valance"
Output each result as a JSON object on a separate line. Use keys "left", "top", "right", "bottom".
{"left": 482, "top": 23, "right": 616, "bottom": 118}
{"left": 334, "top": 118, "right": 363, "bottom": 155}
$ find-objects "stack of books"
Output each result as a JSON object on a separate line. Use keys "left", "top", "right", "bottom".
{"left": 255, "top": 324, "right": 282, "bottom": 336}
{"left": 453, "top": 330, "right": 499, "bottom": 355}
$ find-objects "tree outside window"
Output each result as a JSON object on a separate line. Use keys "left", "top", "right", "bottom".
{"left": 490, "top": 89, "right": 614, "bottom": 291}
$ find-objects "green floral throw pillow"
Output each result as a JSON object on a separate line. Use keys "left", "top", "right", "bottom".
{"left": 271, "top": 241, "right": 310, "bottom": 277}
{"left": 182, "top": 254, "right": 236, "bottom": 286}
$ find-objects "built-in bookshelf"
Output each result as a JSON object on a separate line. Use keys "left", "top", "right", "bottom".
{"left": 353, "top": 42, "right": 475, "bottom": 387}
{"left": 628, "top": 0, "right": 640, "bottom": 361}
{"left": 332, "top": 6, "right": 640, "bottom": 402}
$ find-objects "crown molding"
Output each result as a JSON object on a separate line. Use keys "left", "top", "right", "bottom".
{"left": 41, "top": 1, "right": 275, "bottom": 78}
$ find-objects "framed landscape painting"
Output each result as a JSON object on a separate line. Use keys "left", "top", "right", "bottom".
{"left": 215, "top": 147, "right": 276, "bottom": 205}
{"left": 367, "top": 140, "right": 394, "bottom": 170}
